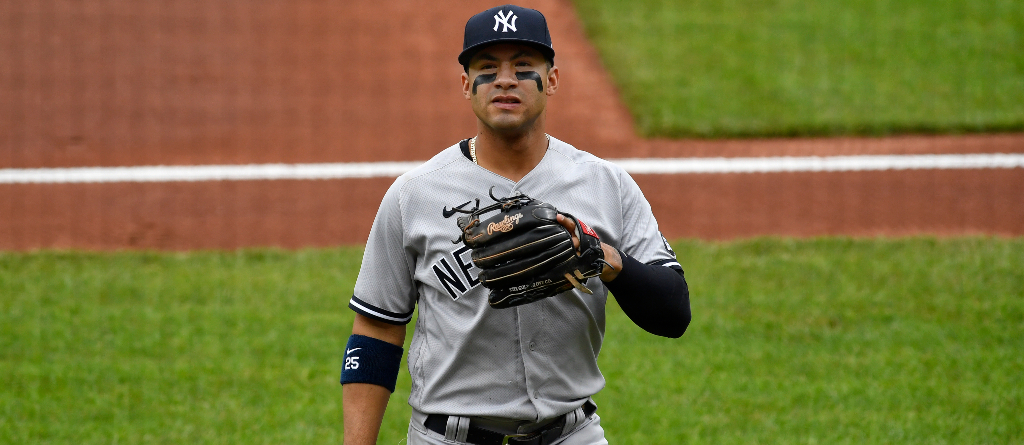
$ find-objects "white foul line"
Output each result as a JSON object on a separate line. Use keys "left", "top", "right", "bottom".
{"left": 610, "top": 153, "right": 1024, "bottom": 174}
{"left": 0, "top": 162, "right": 423, "bottom": 184}
{"left": 0, "top": 154, "right": 1022, "bottom": 184}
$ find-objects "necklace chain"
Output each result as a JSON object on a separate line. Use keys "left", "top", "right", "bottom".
{"left": 470, "top": 134, "right": 550, "bottom": 165}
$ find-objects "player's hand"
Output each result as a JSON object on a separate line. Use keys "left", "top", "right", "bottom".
{"left": 556, "top": 213, "right": 581, "bottom": 250}
{"left": 556, "top": 214, "right": 622, "bottom": 282}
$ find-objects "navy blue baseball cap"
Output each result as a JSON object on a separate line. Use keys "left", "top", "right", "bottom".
{"left": 458, "top": 5, "right": 555, "bottom": 68}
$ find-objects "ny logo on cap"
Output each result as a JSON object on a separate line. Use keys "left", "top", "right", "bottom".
{"left": 493, "top": 10, "right": 517, "bottom": 32}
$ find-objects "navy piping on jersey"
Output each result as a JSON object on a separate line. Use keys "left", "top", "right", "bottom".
{"left": 349, "top": 295, "right": 415, "bottom": 325}
{"left": 459, "top": 138, "right": 473, "bottom": 161}
{"left": 649, "top": 258, "right": 683, "bottom": 271}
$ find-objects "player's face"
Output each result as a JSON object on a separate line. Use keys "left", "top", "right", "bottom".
{"left": 461, "top": 44, "right": 559, "bottom": 135}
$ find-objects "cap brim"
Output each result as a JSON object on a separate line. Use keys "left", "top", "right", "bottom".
{"left": 458, "top": 39, "right": 555, "bottom": 67}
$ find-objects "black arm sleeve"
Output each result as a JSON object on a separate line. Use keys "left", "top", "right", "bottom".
{"left": 603, "top": 250, "right": 691, "bottom": 338}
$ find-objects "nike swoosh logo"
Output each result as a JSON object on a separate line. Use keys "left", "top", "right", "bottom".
{"left": 442, "top": 201, "right": 472, "bottom": 218}
{"left": 346, "top": 348, "right": 361, "bottom": 354}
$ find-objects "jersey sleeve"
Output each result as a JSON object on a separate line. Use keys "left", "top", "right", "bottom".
{"left": 350, "top": 179, "right": 417, "bottom": 325}
{"left": 616, "top": 168, "right": 682, "bottom": 271}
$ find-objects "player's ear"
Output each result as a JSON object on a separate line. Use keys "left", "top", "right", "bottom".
{"left": 461, "top": 72, "right": 472, "bottom": 99}
{"left": 545, "top": 66, "right": 559, "bottom": 96}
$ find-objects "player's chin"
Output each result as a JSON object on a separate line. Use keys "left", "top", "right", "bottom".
{"left": 484, "top": 114, "right": 530, "bottom": 132}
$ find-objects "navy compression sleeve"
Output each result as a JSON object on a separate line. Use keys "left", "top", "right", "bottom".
{"left": 339, "top": 334, "right": 404, "bottom": 392}
{"left": 603, "top": 250, "right": 691, "bottom": 338}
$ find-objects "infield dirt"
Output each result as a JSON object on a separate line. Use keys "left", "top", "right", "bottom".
{"left": 2, "top": 0, "right": 1022, "bottom": 250}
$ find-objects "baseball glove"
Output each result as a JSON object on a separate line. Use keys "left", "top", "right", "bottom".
{"left": 450, "top": 189, "right": 609, "bottom": 309}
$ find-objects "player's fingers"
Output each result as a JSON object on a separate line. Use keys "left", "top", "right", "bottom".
{"left": 556, "top": 214, "right": 581, "bottom": 251}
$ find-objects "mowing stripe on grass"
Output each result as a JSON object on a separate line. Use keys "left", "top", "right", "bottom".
{"left": 1, "top": 154, "right": 1022, "bottom": 184}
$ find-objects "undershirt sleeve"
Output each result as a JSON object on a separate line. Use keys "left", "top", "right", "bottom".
{"left": 603, "top": 249, "right": 691, "bottom": 338}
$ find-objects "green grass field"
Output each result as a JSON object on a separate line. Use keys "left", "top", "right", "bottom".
{"left": 2, "top": 238, "right": 1022, "bottom": 444}
{"left": 572, "top": 0, "right": 1024, "bottom": 138}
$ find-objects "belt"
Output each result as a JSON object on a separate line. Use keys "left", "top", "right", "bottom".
{"left": 424, "top": 401, "right": 597, "bottom": 445}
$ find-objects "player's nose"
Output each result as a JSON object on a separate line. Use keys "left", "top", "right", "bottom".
{"left": 494, "top": 63, "right": 518, "bottom": 89}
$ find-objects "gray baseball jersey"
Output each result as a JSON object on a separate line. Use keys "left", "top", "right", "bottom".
{"left": 350, "top": 136, "right": 679, "bottom": 422}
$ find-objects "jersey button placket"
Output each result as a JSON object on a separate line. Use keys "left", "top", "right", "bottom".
{"left": 526, "top": 339, "right": 541, "bottom": 400}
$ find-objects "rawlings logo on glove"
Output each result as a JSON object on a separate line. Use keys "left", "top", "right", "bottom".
{"left": 487, "top": 213, "right": 524, "bottom": 235}
{"left": 449, "top": 188, "right": 610, "bottom": 309}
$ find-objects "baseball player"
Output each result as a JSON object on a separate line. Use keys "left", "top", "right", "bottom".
{"left": 340, "top": 5, "right": 691, "bottom": 444}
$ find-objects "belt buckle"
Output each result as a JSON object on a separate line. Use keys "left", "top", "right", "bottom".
{"left": 501, "top": 433, "right": 530, "bottom": 445}
{"left": 502, "top": 431, "right": 539, "bottom": 445}
{"left": 502, "top": 413, "right": 569, "bottom": 445}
